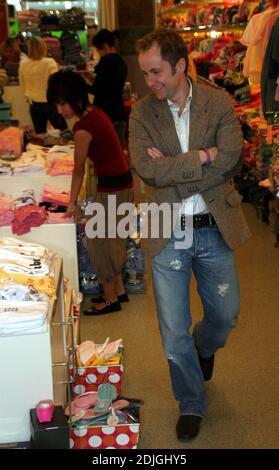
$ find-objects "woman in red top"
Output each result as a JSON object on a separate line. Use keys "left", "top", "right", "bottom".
{"left": 47, "top": 69, "right": 133, "bottom": 315}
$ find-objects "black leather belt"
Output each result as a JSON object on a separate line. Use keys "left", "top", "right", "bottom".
{"left": 181, "top": 213, "right": 216, "bottom": 230}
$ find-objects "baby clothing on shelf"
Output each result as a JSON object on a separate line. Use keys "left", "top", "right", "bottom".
{"left": 0, "top": 299, "right": 49, "bottom": 336}
{"left": 11, "top": 204, "right": 47, "bottom": 235}
{"left": 0, "top": 194, "right": 15, "bottom": 226}
{"left": 0, "top": 238, "right": 55, "bottom": 298}
{"left": 41, "top": 184, "right": 70, "bottom": 206}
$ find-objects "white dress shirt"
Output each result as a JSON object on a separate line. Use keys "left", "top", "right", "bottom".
{"left": 167, "top": 78, "right": 209, "bottom": 215}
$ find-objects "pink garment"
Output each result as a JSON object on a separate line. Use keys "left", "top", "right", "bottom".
{"left": 12, "top": 205, "right": 47, "bottom": 235}
{"left": 47, "top": 212, "right": 74, "bottom": 224}
{"left": 41, "top": 184, "right": 70, "bottom": 206}
{"left": 0, "top": 194, "right": 15, "bottom": 226}
{"left": 45, "top": 152, "right": 74, "bottom": 176}
{"left": 0, "top": 127, "right": 22, "bottom": 157}
{"left": 46, "top": 159, "right": 74, "bottom": 176}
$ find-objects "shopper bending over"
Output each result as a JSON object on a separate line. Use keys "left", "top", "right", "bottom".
{"left": 129, "top": 29, "right": 250, "bottom": 440}
{"left": 47, "top": 69, "right": 133, "bottom": 315}
{"left": 19, "top": 37, "right": 67, "bottom": 134}
{"left": 89, "top": 29, "right": 128, "bottom": 149}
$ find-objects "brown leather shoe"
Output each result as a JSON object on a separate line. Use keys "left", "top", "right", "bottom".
{"left": 198, "top": 354, "right": 215, "bottom": 381}
{"left": 176, "top": 415, "right": 202, "bottom": 441}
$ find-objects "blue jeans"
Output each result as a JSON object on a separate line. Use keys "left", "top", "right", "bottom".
{"left": 151, "top": 226, "right": 240, "bottom": 416}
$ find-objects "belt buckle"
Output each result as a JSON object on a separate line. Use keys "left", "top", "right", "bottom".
{"left": 193, "top": 214, "right": 203, "bottom": 228}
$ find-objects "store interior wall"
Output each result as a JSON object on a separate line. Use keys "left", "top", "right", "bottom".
{"left": 115, "top": 0, "right": 155, "bottom": 98}
{"left": 98, "top": 0, "right": 116, "bottom": 30}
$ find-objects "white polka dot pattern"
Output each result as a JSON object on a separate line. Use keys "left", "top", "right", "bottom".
{"left": 69, "top": 423, "right": 140, "bottom": 449}
{"left": 69, "top": 438, "right": 74, "bottom": 448}
{"left": 102, "top": 426, "right": 116, "bottom": 435}
{"left": 73, "top": 427, "right": 87, "bottom": 437}
{"left": 70, "top": 364, "right": 124, "bottom": 396}
{"left": 109, "top": 373, "right": 120, "bottom": 383}
{"left": 129, "top": 424, "right": 139, "bottom": 433}
{"left": 88, "top": 435, "right": 102, "bottom": 448}
{"left": 73, "top": 384, "right": 86, "bottom": 395}
{"left": 116, "top": 433, "right": 130, "bottom": 445}
{"left": 85, "top": 373, "right": 97, "bottom": 384}
{"left": 97, "top": 366, "right": 108, "bottom": 373}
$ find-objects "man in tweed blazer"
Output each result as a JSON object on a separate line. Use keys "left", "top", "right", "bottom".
{"left": 129, "top": 29, "right": 250, "bottom": 441}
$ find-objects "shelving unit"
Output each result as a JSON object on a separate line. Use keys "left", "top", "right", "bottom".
{"left": 0, "top": 173, "right": 79, "bottom": 290}
{"left": 156, "top": 0, "right": 247, "bottom": 31}
{"left": 168, "top": 23, "right": 246, "bottom": 33}
{"left": 0, "top": 257, "right": 67, "bottom": 444}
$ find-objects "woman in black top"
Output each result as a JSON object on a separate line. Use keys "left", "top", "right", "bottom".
{"left": 90, "top": 29, "right": 128, "bottom": 148}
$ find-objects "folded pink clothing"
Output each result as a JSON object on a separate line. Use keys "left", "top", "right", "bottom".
{"left": 46, "top": 156, "right": 74, "bottom": 176}
{"left": 0, "top": 195, "right": 15, "bottom": 225}
{"left": 14, "top": 205, "right": 46, "bottom": 223}
{"left": 12, "top": 205, "right": 47, "bottom": 235}
{"left": 12, "top": 218, "right": 44, "bottom": 235}
{"left": 0, "top": 211, "right": 15, "bottom": 226}
{"left": 41, "top": 194, "right": 70, "bottom": 206}
{"left": 47, "top": 212, "right": 74, "bottom": 224}
{"left": 0, "top": 127, "right": 21, "bottom": 157}
{"left": 41, "top": 185, "right": 70, "bottom": 206}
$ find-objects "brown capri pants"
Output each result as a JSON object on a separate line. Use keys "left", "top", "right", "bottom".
{"left": 86, "top": 188, "right": 134, "bottom": 284}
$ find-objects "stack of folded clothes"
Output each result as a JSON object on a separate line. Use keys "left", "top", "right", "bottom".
{"left": 0, "top": 193, "right": 15, "bottom": 226}
{"left": 11, "top": 151, "right": 45, "bottom": 175}
{"left": 0, "top": 237, "right": 55, "bottom": 298}
{"left": 11, "top": 204, "right": 47, "bottom": 235}
{"left": 0, "top": 126, "right": 21, "bottom": 159}
{"left": 45, "top": 150, "right": 74, "bottom": 176}
{"left": 40, "top": 184, "right": 70, "bottom": 207}
{"left": 0, "top": 283, "right": 49, "bottom": 336}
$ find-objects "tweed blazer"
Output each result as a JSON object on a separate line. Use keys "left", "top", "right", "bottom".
{"left": 129, "top": 80, "right": 251, "bottom": 257}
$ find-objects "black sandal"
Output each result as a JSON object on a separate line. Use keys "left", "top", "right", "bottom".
{"left": 91, "top": 295, "right": 106, "bottom": 303}
{"left": 91, "top": 293, "right": 129, "bottom": 303}
{"left": 84, "top": 300, "right": 122, "bottom": 316}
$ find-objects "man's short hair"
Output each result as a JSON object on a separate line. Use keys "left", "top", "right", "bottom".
{"left": 135, "top": 29, "right": 188, "bottom": 74}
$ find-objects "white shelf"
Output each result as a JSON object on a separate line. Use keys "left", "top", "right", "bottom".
{"left": 0, "top": 224, "right": 79, "bottom": 291}
{"left": 0, "top": 257, "right": 67, "bottom": 444}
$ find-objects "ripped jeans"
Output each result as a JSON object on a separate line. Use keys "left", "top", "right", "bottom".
{"left": 151, "top": 226, "right": 240, "bottom": 416}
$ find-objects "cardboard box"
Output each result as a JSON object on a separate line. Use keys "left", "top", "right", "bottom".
{"left": 70, "top": 364, "right": 124, "bottom": 396}
{"left": 70, "top": 422, "right": 140, "bottom": 449}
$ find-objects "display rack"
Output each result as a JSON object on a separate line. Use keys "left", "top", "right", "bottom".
{"left": 156, "top": 0, "right": 247, "bottom": 30}
{"left": 0, "top": 257, "right": 67, "bottom": 444}
{"left": 0, "top": 174, "right": 79, "bottom": 290}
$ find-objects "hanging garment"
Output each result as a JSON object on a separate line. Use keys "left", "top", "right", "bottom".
{"left": 261, "top": 17, "right": 279, "bottom": 116}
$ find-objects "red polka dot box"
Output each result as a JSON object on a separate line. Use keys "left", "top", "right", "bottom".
{"left": 69, "top": 364, "right": 124, "bottom": 396}
{"left": 70, "top": 423, "right": 140, "bottom": 449}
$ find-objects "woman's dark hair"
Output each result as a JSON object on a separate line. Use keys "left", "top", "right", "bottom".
{"left": 47, "top": 69, "right": 89, "bottom": 116}
{"left": 93, "top": 28, "right": 115, "bottom": 49}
